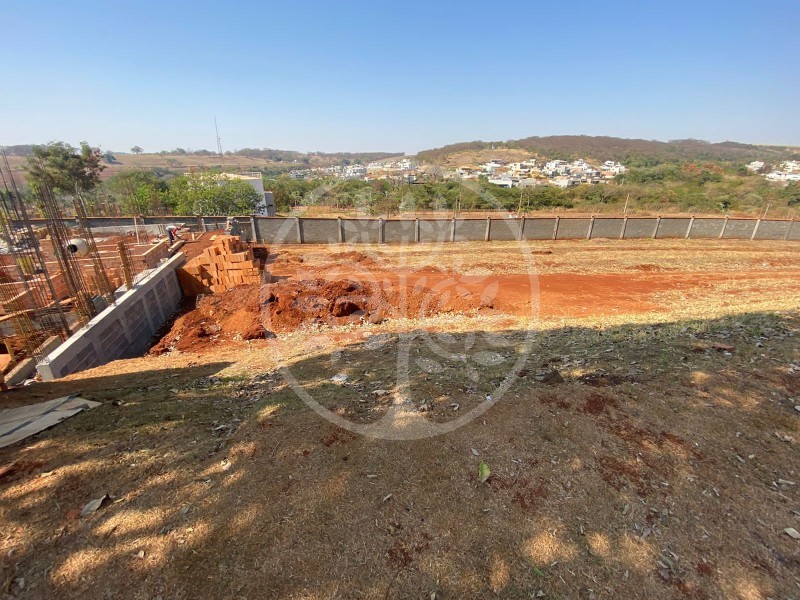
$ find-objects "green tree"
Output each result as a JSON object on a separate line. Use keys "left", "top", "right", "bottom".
{"left": 105, "top": 171, "right": 171, "bottom": 215}
{"left": 131, "top": 146, "right": 143, "bottom": 155}
{"left": 168, "top": 173, "right": 261, "bottom": 215}
{"left": 25, "top": 141, "right": 105, "bottom": 193}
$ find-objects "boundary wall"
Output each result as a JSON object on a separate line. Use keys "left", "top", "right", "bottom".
{"left": 14, "top": 215, "right": 799, "bottom": 244}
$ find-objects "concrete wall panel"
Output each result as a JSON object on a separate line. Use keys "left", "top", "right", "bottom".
{"left": 754, "top": 220, "right": 792, "bottom": 240}
{"left": 722, "top": 219, "right": 757, "bottom": 239}
{"left": 300, "top": 218, "right": 340, "bottom": 243}
{"left": 656, "top": 218, "right": 692, "bottom": 238}
{"left": 418, "top": 220, "right": 451, "bottom": 243}
{"left": 522, "top": 218, "right": 557, "bottom": 240}
{"left": 623, "top": 218, "right": 658, "bottom": 239}
{"left": 455, "top": 219, "right": 487, "bottom": 242}
{"left": 256, "top": 218, "right": 300, "bottom": 244}
{"left": 384, "top": 220, "right": 416, "bottom": 243}
{"left": 555, "top": 219, "right": 591, "bottom": 239}
{"left": 688, "top": 218, "right": 725, "bottom": 239}
{"left": 590, "top": 218, "right": 625, "bottom": 239}
{"left": 490, "top": 219, "right": 521, "bottom": 241}
{"left": 342, "top": 219, "right": 380, "bottom": 243}
{"left": 786, "top": 221, "right": 800, "bottom": 240}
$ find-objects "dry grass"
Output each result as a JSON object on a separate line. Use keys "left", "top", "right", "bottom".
{"left": 1, "top": 240, "right": 799, "bottom": 599}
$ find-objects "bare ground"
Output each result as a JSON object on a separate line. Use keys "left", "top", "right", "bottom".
{"left": 1, "top": 239, "right": 799, "bottom": 599}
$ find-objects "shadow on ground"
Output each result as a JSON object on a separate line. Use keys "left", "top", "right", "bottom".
{"left": 1, "top": 313, "right": 798, "bottom": 599}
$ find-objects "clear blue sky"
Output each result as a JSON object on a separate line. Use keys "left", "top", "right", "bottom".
{"left": 2, "top": 0, "right": 798, "bottom": 154}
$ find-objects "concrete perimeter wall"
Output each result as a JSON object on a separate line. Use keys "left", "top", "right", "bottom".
{"left": 37, "top": 252, "right": 185, "bottom": 381}
{"left": 16, "top": 215, "right": 799, "bottom": 244}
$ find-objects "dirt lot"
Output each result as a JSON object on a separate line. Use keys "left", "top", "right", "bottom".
{"left": 1, "top": 239, "right": 799, "bottom": 599}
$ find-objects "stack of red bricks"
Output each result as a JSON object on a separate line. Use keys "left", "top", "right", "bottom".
{"left": 177, "top": 236, "right": 263, "bottom": 296}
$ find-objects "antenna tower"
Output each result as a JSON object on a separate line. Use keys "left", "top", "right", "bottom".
{"left": 214, "top": 117, "right": 223, "bottom": 156}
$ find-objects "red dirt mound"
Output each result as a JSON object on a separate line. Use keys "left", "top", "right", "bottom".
{"left": 151, "top": 285, "right": 266, "bottom": 354}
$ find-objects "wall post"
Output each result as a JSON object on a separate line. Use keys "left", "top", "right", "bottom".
{"left": 750, "top": 218, "right": 762, "bottom": 240}
{"left": 414, "top": 218, "right": 420, "bottom": 243}
{"left": 450, "top": 218, "right": 456, "bottom": 242}
{"left": 653, "top": 216, "right": 660, "bottom": 238}
{"left": 484, "top": 217, "right": 492, "bottom": 242}
{"left": 553, "top": 216, "right": 560, "bottom": 240}
{"left": 685, "top": 216, "right": 694, "bottom": 239}
{"left": 719, "top": 216, "right": 729, "bottom": 239}
{"left": 379, "top": 218, "right": 385, "bottom": 243}
{"left": 620, "top": 216, "right": 628, "bottom": 239}
{"left": 295, "top": 216, "right": 303, "bottom": 243}
{"left": 587, "top": 216, "right": 595, "bottom": 239}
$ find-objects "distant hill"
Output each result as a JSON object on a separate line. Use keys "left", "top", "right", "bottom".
{"left": 0, "top": 145, "right": 404, "bottom": 183}
{"left": 415, "top": 135, "right": 800, "bottom": 166}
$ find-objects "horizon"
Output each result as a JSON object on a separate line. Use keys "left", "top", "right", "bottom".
{"left": 2, "top": 0, "right": 799, "bottom": 153}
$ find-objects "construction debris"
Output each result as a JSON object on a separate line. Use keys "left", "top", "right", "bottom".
{"left": 0, "top": 395, "right": 101, "bottom": 448}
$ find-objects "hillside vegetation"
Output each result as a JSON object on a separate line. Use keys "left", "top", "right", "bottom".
{"left": 416, "top": 135, "right": 800, "bottom": 167}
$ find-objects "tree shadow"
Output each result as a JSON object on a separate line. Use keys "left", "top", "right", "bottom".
{"left": 1, "top": 312, "right": 798, "bottom": 599}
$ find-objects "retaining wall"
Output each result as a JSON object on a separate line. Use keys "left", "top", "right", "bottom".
{"left": 37, "top": 253, "right": 185, "bottom": 381}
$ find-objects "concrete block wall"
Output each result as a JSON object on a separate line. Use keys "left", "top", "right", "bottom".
{"left": 14, "top": 215, "right": 800, "bottom": 245}
{"left": 37, "top": 252, "right": 185, "bottom": 381}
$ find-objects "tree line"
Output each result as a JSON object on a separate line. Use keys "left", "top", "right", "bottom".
{"left": 18, "top": 142, "right": 261, "bottom": 216}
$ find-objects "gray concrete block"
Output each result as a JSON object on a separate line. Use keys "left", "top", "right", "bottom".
{"left": 37, "top": 253, "right": 186, "bottom": 381}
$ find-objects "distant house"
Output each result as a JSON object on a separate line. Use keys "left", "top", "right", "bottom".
{"left": 487, "top": 176, "right": 514, "bottom": 188}
{"left": 746, "top": 161, "right": 765, "bottom": 172}
{"left": 213, "top": 172, "right": 276, "bottom": 216}
{"left": 601, "top": 160, "right": 626, "bottom": 175}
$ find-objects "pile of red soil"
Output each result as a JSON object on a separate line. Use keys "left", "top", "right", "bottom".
{"left": 150, "top": 274, "right": 496, "bottom": 353}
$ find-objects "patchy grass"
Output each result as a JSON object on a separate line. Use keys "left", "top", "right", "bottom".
{"left": 1, "top": 240, "right": 799, "bottom": 599}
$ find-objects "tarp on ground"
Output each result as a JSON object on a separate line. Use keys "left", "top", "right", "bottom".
{"left": 0, "top": 395, "right": 100, "bottom": 448}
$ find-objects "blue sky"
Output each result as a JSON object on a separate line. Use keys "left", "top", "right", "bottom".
{"left": 2, "top": 0, "right": 798, "bottom": 153}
